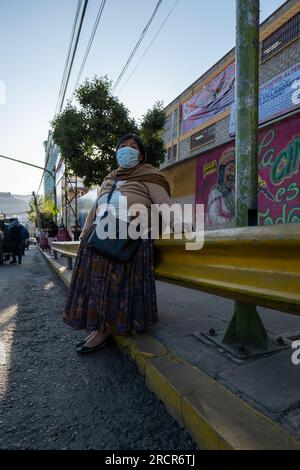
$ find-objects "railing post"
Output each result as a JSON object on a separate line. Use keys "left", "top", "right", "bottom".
{"left": 222, "top": 0, "right": 267, "bottom": 348}
{"left": 67, "top": 256, "right": 73, "bottom": 270}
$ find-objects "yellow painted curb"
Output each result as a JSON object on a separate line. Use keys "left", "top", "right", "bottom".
{"left": 38, "top": 247, "right": 72, "bottom": 287}
{"left": 40, "top": 248, "right": 300, "bottom": 450}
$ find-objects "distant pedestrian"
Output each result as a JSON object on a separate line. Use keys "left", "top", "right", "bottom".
{"left": 57, "top": 223, "right": 71, "bottom": 242}
{"left": 8, "top": 219, "right": 23, "bottom": 264}
{"left": 63, "top": 133, "right": 171, "bottom": 354}
{"left": 39, "top": 230, "right": 49, "bottom": 252}
{"left": 0, "top": 221, "right": 4, "bottom": 265}
{"left": 47, "top": 221, "right": 58, "bottom": 258}
{"left": 71, "top": 223, "right": 82, "bottom": 241}
{"left": 20, "top": 224, "right": 30, "bottom": 255}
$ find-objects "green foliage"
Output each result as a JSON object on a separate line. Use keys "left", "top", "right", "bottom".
{"left": 28, "top": 196, "right": 58, "bottom": 228}
{"left": 51, "top": 76, "right": 165, "bottom": 187}
{"left": 139, "top": 101, "right": 165, "bottom": 167}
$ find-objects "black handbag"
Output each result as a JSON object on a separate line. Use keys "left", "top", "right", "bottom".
{"left": 87, "top": 180, "right": 141, "bottom": 263}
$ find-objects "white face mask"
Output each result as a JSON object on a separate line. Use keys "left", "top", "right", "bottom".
{"left": 116, "top": 146, "right": 140, "bottom": 168}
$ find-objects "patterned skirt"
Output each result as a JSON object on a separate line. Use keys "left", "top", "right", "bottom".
{"left": 63, "top": 224, "right": 158, "bottom": 334}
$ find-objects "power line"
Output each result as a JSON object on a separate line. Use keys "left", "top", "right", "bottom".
{"left": 117, "top": 0, "right": 180, "bottom": 96}
{"left": 71, "top": 0, "right": 107, "bottom": 100}
{"left": 111, "top": 0, "right": 164, "bottom": 94}
{"left": 37, "top": 0, "right": 89, "bottom": 196}
{"left": 56, "top": 0, "right": 89, "bottom": 113}
{"left": 55, "top": 0, "right": 82, "bottom": 116}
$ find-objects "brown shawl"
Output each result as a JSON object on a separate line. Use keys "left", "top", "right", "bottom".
{"left": 99, "top": 163, "right": 171, "bottom": 196}
{"left": 80, "top": 163, "right": 171, "bottom": 239}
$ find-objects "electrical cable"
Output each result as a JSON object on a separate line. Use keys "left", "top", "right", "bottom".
{"left": 55, "top": 0, "right": 82, "bottom": 116}
{"left": 111, "top": 0, "right": 163, "bottom": 93}
{"left": 56, "top": 0, "right": 89, "bottom": 113}
{"left": 37, "top": 0, "right": 89, "bottom": 196}
{"left": 71, "top": 0, "right": 107, "bottom": 100}
{"left": 117, "top": 0, "right": 180, "bottom": 96}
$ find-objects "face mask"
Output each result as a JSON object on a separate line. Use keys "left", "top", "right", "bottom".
{"left": 116, "top": 146, "right": 140, "bottom": 168}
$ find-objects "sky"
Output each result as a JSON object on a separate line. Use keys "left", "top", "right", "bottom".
{"left": 0, "top": 0, "right": 286, "bottom": 195}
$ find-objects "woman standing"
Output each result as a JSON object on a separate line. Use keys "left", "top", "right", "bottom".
{"left": 47, "top": 221, "right": 59, "bottom": 258}
{"left": 64, "top": 134, "right": 171, "bottom": 354}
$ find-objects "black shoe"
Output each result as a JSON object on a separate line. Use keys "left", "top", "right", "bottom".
{"left": 10, "top": 260, "right": 17, "bottom": 264}
{"left": 76, "top": 339, "right": 87, "bottom": 348}
{"left": 76, "top": 339, "right": 108, "bottom": 355}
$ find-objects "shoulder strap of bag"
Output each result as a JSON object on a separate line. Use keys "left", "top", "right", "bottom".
{"left": 106, "top": 178, "right": 117, "bottom": 204}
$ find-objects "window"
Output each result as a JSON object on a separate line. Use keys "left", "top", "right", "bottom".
{"left": 190, "top": 124, "right": 216, "bottom": 150}
{"left": 172, "top": 108, "right": 179, "bottom": 139}
{"left": 172, "top": 144, "right": 177, "bottom": 159}
{"left": 166, "top": 145, "right": 177, "bottom": 162}
{"left": 261, "top": 12, "right": 300, "bottom": 61}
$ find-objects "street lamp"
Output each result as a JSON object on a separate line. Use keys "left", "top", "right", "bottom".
{"left": 0, "top": 153, "right": 57, "bottom": 223}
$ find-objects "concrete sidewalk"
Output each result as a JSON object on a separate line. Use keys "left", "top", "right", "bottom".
{"left": 42, "top": 249, "right": 300, "bottom": 450}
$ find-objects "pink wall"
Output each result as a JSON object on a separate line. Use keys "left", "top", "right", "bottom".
{"left": 195, "top": 113, "right": 300, "bottom": 226}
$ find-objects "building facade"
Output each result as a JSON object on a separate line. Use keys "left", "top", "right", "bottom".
{"left": 43, "top": 131, "right": 59, "bottom": 199}
{"left": 55, "top": 153, "right": 89, "bottom": 229}
{"left": 162, "top": 0, "right": 300, "bottom": 229}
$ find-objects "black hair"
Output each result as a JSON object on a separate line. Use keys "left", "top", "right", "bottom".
{"left": 116, "top": 133, "right": 146, "bottom": 161}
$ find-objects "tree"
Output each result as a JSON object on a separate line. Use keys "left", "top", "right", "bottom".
{"left": 28, "top": 196, "right": 58, "bottom": 229}
{"left": 51, "top": 76, "right": 165, "bottom": 187}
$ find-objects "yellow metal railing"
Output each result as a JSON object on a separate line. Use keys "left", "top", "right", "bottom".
{"left": 52, "top": 223, "right": 300, "bottom": 316}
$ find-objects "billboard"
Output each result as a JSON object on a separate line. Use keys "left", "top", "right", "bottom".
{"left": 182, "top": 61, "right": 235, "bottom": 134}
{"left": 195, "top": 113, "right": 300, "bottom": 226}
{"left": 229, "top": 62, "right": 300, "bottom": 135}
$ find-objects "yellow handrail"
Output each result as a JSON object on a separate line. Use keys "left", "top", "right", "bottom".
{"left": 52, "top": 224, "right": 300, "bottom": 315}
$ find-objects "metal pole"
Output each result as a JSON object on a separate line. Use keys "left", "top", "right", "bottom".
{"left": 0, "top": 153, "right": 55, "bottom": 180}
{"left": 52, "top": 166, "right": 58, "bottom": 224}
{"left": 235, "top": 0, "right": 259, "bottom": 226}
{"left": 32, "top": 191, "right": 42, "bottom": 230}
{"left": 222, "top": 0, "right": 267, "bottom": 347}
{"left": 75, "top": 176, "right": 78, "bottom": 225}
{"left": 64, "top": 168, "right": 68, "bottom": 229}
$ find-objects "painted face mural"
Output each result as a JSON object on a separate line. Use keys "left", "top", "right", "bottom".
{"left": 195, "top": 113, "right": 300, "bottom": 227}
{"left": 207, "top": 149, "right": 235, "bottom": 225}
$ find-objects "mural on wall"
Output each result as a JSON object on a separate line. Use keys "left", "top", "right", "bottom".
{"left": 258, "top": 114, "right": 300, "bottom": 224}
{"left": 195, "top": 114, "right": 300, "bottom": 226}
{"left": 196, "top": 144, "right": 235, "bottom": 227}
{"left": 182, "top": 61, "right": 235, "bottom": 133}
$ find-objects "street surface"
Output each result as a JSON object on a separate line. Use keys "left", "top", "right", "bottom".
{"left": 0, "top": 247, "right": 196, "bottom": 450}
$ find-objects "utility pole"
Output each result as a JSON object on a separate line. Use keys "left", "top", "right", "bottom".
{"left": 32, "top": 191, "right": 42, "bottom": 230}
{"left": 75, "top": 176, "right": 78, "bottom": 225}
{"left": 64, "top": 170, "right": 68, "bottom": 229}
{"left": 52, "top": 165, "right": 57, "bottom": 224}
{"left": 222, "top": 0, "right": 268, "bottom": 347}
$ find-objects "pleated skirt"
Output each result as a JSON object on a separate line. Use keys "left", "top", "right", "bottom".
{"left": 63, "top": 224, "right": 158, "bottom": 334}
